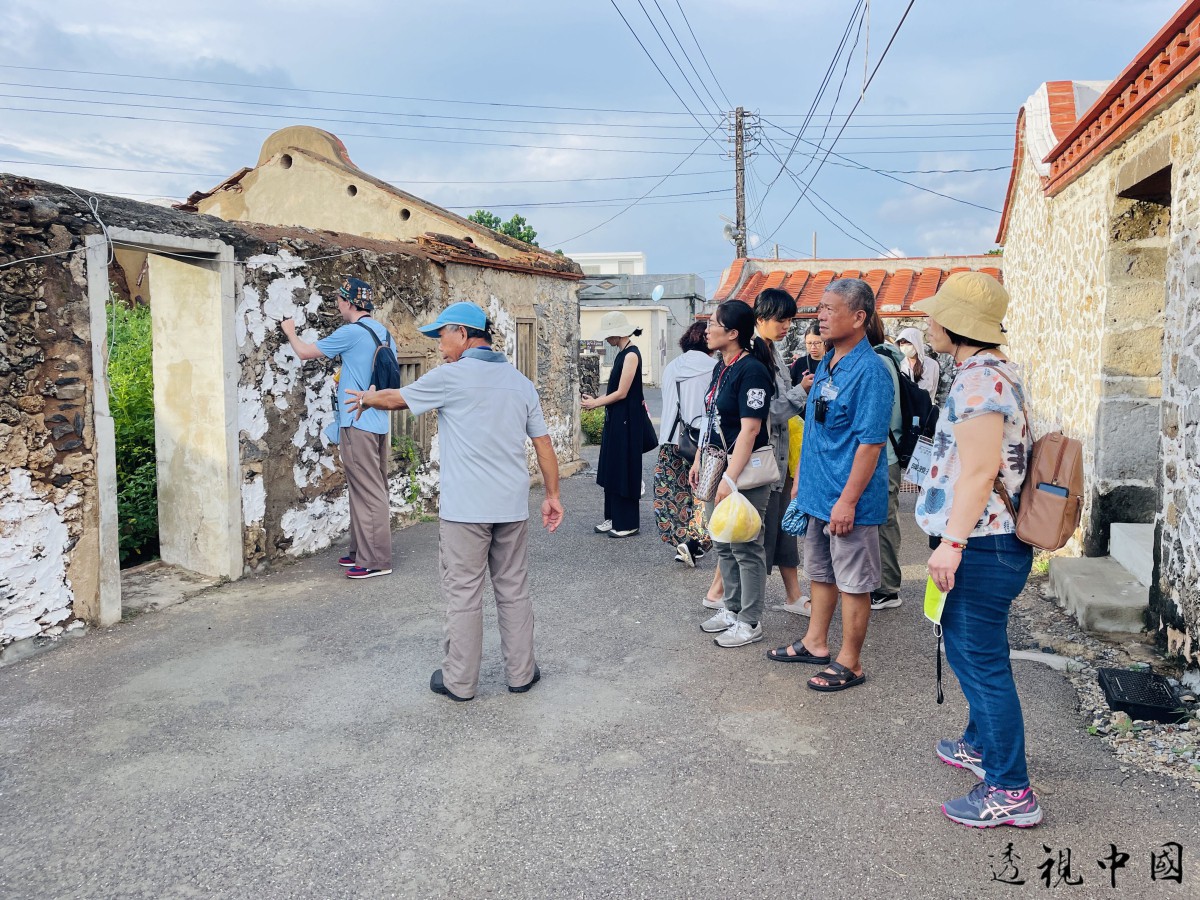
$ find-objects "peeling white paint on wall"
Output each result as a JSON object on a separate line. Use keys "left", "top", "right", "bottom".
{"left": 241, "top": 475, "right": 266, "bottom": 527}
{"left": 279, "top": 492, "right": 350, "bottom": 557}
{"left": 487, "top": 294, "right": 517, "bottom": 364}
{"left": 0, "top": 469, "right": 74, "bottom": 645}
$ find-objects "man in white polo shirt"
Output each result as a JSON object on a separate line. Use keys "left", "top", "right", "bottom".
{"left": 347, "top": 302, "right": 564, "bottom": 701}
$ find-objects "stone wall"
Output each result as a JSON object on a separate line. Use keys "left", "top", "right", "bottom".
{"left": 1001, "top": 86, "right": 1200, "bottom": 668}
{"left": 0, "top": 175, "right": 582, "bottom": 646}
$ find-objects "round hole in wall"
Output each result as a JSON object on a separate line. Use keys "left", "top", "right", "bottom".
{"left": 280, "top": 154, "right": 293, "bottom": 169}
{"left": 346, "top": 184, "right": 358, "bottom": 197}
{"left": 399, "top": 208, "right": 411, "bottom": 221}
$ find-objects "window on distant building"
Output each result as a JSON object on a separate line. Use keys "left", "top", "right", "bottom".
{"left": 618, "top": 260, "right": 636, "bottom": 275}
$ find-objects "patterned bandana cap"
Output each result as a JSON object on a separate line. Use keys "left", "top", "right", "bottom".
{"left": 338, "top": 276, "right": 375, "bottom": 310}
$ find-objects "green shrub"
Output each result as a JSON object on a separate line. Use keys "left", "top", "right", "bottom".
{"left": 107, "top": 300, "right": 159, "bottom": 564}
{"left": 580, "top": 408, "right": 605, "bottom": 444}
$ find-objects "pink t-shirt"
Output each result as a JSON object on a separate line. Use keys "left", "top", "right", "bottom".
{"left": 915, "top": 356, "right": 1031, "bottom": 538}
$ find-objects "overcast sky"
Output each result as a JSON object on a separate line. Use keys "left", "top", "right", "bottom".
{"left": 0, "top": 1, "right": 1182, "bottom": 292}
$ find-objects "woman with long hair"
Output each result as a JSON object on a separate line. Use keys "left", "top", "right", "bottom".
{"left": 690, "top": 300, "right": 776, "bottom": 648}
{"left": 654, "top": 321, "right": 718, "bottom": 565}
{"left": 912, "top": 272, "right": 1040, "bottom": 829}
{"left": 583, "top": 311, "right": 647, "bottom": 539}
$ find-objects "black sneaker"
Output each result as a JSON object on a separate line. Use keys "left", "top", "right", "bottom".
{"left": 870, "top": 591, "right": 902, "bottom": 610}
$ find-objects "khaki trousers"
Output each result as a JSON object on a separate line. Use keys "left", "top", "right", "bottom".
{"left": 339, "top": 427, "right": 392, "bottom": 571}
{"left": 878, "top": 461, "right": 902, "bottom": 595}
{"left": 439, "top": 519, "right": 536, "bottom": 698}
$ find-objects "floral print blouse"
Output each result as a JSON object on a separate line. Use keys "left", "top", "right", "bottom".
{"left": 915, "top": 356, "right": 1031, "bottom": 538}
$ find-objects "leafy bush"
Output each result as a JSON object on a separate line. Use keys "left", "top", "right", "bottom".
{"left": 580, "top": 408, "right": 605, "bottom": 444}
{"left": 107, "top": 300, "right": 159, "bottom": 564}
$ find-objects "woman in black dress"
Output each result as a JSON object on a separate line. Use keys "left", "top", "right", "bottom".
{"left": 582, "top": 311, "right": 647, "bottom": 538}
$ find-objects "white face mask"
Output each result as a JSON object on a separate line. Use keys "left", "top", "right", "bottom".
{"left": 901, "top": 344, "right": 918, "bottom": 359}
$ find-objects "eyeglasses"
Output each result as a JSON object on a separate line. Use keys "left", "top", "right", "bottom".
{"left": 706, "top": 321, "right": 726, "bottom": 331}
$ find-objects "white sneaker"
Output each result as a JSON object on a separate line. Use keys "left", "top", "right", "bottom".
{"left": 714, "top": 620, "right": 764, "bottom": 648}
{"left": 775, "top": 597, "right": 812, "bottom": 617}
{"left": 593, "top": 519, "right": 612, "bottom": 533}
{"left": 676, "top": 542, "right": 695, "bottom": 568}
{"left": 702, "top": 596, "right": 725, "bottom": 610}
{"left": 700, "top": 608, "right": 737, "bottom": 633}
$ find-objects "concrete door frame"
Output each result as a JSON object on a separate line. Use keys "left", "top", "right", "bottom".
{"left": 86, "top": 230, "right": 240, "bottom": 627}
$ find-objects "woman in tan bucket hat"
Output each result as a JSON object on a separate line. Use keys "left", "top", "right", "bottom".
{"left": 582, "top": 311, "right": 648, "bottom": 538}
{"left": 910, "top": 271, "right": 1041, "bottom": 829}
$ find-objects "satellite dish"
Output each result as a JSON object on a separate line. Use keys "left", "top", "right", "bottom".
{"left": 722, "top": 223, "right": 736, "bottom": 242}
{"left": 651, "top": 284, "right": 665, "bottom": 303}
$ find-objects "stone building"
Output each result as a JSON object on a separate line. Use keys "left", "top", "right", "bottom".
{"left": 0, "top": 174, "right": 582, "bottom": 652}
{"left": 997, "top": 2, "right": 1200, "bottom": 671}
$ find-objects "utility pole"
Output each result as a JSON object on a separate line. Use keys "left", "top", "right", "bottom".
{"left": 734, "top": 106, "right": 747, "bottom": 259}
{"left": 725, "top": 108, "right": 759, "bottom": 258}
{"left": 812, "top": 231, "right": 817, "bottom": 259}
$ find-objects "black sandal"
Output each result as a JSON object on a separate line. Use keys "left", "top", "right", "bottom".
{"left": 766, "top": 640, "right": 831, "bottom": 665}
{"left": 807, "top": 661, "right": 866, "bottom": 692}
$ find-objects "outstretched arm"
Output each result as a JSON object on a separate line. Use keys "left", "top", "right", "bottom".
{"left": 280, "top": 319, "right": 325, "bottom": 361}
{"left": 531, "top": 434, "right": 564, "bottom": 532}
{"left": 346, "top": 386, "right": 409, "bottom": 417}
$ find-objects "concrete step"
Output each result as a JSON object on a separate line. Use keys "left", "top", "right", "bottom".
{"left": 1048, "top": 556, "right": 1149, "bottom": 633}
{"left": 1109, "top": 522, "right": 1154, "bottom": 587}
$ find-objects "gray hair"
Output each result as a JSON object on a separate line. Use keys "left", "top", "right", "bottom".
{"left": 825, "top": 278, "right": 876, "bottom": 317}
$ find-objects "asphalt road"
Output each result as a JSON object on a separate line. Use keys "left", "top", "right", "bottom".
{"left": 3, "top": 402, "right": 1198, "bottom": 898}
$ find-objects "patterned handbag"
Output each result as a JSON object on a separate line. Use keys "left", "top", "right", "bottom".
{"left": 694, "top": 440, "right": 727, "bottom": 503}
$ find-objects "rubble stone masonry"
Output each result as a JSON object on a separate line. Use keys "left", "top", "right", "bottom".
{"left": 1002, "top": 87, "right": 1200, "bottom": 668}
{"left": 0, "top": 175, "right": 581, "bottom": 646}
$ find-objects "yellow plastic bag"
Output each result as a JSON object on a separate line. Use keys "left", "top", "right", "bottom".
{"left": 708, "top": 483, "right": 762, "bottom": 543}
{"left": 787, "top": 417, "right": 803, "bottom": 480}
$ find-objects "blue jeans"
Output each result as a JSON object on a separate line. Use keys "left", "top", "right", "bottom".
{"left": 941, "top": 532, "right": 1033, "bottom": 790}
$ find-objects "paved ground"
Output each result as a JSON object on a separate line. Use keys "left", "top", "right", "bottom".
{"left": 3, "top": 400, "right": 1199, "bottom": 897}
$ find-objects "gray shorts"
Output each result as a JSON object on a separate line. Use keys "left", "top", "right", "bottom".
{"left": 804, "top": 517, "right": 881, "bottom": 595}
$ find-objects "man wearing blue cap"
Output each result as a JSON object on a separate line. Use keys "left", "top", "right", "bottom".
{"left": 281, "top": 276, "right": 395, "bottom": 579}
{"left": 347, "top": 301, "right": 564, "bottom": 701}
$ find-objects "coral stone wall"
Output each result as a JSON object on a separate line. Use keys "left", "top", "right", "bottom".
{"left": 1002, "top": 86, "right": 1200, "bottom": 668}
{"left": 0, "top": 175, "right": 582, "bottom": 645}
{"left": 1159, "top": 100, "right": 1200, "bottom": 668}
{"left": 1, "top": 194, "right": 107, "bottom": 645}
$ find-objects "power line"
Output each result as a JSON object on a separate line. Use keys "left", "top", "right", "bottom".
{"left": 763, "top": 0, "right": 865, "bottom": 196}
{"left": 0, "top": 82, "right": 1015, "bottom": 137}
{"left": 761, "top": 0, "right": 918, "bottom": 245}
{"left": 762, "top": 117, "right": 1004, "bottom": 212}
{"left": 649, "top": 0, "right": 725, "bottom": 118}
{"left": 0, "top": 105, "right": 714, "bottom": 156}
{"left": 0, "top": 158, "right": 730, "bottom": 185}
{"left": 673, "top": 0, "right": 733, "bottom": 110}
{"left": 545, "top": 124, "right": 724, "bottom": 247}
{"left": 607, "top": 0, "right": 728, "bottom": 155}
{"left": 0, "top": 62, "right": 1013, "bottom": 119}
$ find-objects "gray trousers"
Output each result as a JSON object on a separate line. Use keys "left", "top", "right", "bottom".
{"left": 879, "top": 461, "right": 902, "bottom": 595}
{"left": 439, "top": 519, "right": 536, "bottom": 698}
{"left": 339, "top": 427, "right": 392, "bottom": 571}
{"left": 706, "top": 483, "right": 772, "bottom": 625}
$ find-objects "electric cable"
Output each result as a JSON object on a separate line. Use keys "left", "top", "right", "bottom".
{"left": 673, "top": 0, "right": 733, "bottom": 109}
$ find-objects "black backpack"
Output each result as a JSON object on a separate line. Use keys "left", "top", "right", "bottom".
{"left": 874, "top": 347, "right": 938, "bottom": 467}
{"left": 354, "top": 319, "right": 402, "bottom": 391}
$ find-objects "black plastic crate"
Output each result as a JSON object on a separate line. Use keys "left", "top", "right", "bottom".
{"left": 1097, "top": 668, "right": 1187, "bottom": 724}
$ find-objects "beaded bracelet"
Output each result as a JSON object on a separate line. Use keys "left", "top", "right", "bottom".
{"left": 940, "top": 537, "right": 968, "bottom": 551}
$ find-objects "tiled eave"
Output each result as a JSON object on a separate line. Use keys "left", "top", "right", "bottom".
{"left": 1044, "top": 1, "right": 1200, "bottom": 195}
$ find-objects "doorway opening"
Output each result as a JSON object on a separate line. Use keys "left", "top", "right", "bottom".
{"left": 88, "top": 231, "right": 242, "bottom": 624}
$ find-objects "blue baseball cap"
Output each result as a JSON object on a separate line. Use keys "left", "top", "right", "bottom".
{"left": 418, "top": 301, "right": 488, "bottom": 337}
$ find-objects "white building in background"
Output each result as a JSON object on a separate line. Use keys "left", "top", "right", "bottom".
{"left": 570, "top": 251, "right": 646, "bottom": 276}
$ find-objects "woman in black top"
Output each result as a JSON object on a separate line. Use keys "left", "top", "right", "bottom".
{"left": 789, "top": 321, "right": 826, "bottom": 387}
{"left": 583, "top": 311, "right": 647, "bottom": 538}
{"left": 689, "top": 300, "right": 776, "bottom": 648}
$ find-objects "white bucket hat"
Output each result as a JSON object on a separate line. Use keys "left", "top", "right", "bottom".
{"left": 592, "top": 310, "right": 638, "bottom": 340}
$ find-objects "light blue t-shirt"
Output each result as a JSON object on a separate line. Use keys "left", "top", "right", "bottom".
{"left": 316, "top": 318, "right": 392, "bottom": 435}
{"left": 399, "top": 348, "right": 549, "bottom": 523}
{"left": 796, "top": 336, "right": 894, "bottom": 526}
